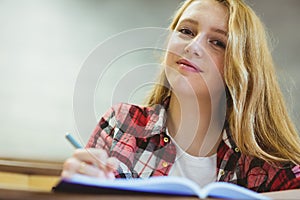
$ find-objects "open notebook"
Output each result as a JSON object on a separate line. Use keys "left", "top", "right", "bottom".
{"left": 53, "top": 174, "right": 270, "bottom": 199}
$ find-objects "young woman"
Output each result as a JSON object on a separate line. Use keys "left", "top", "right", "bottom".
{"left": 61, "top": 0, "right": 300, "bottom": 192}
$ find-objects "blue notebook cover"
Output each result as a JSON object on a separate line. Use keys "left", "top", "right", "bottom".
{"left": 53, "top": 174, "right": 271, "bottom": 200}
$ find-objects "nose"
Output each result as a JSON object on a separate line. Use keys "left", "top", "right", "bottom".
{"left": 184, "top": 35, "right": 205, "bottom": 57}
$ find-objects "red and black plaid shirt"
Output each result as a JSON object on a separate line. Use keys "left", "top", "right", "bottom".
{"left": 86, "top": 98, "right": 300, "bottom": 192}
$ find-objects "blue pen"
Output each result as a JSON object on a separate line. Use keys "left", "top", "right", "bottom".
{"left": 65, "top": 133, "right": 114, "bottom": 172}
{"left": 65, "top": 133, "right": 83, "bottom": 149}
{"left": 65, "top": 132, "right": 108, "bottom": 170}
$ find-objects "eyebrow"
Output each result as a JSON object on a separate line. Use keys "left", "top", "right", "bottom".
{"left": 211, "top": 28, "right": 228, "bottom": 37}
{"left": 178, "top": 18, "right": 228, "bottom": 37}
{"left": 178, "top": 18, "right": 199, "bottom": 26}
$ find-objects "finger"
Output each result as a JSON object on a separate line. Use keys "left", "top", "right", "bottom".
{"left": 105, "top": 157, "right": 120, "bottom": 171}
{"left": 61, "top": 170, "right": 73, "bottom": 179}
{"left": 72, "top": 148, "right": 118, "bottom": 176}
{"left": 63, "top": 157, "right": 78, "bottom": 172}
{"left": 76, "top": 161, "right": 109, "bottom": 178}
{"left": 73, "top": 148, "right": 108, "bottom": 167}
{"left": 83, "top": 149, "right": 119, "bottom": 172}
{"left": 61, "top": 157, "right": 79, "bottom": 177}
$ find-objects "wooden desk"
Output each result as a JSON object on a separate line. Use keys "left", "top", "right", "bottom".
{"left": 0, "top": 186, "right": 299, "bottom": 200}
{"left": 0, "top": 158, "right": 299, "bottom": 200}
{"left": 263, "top": 189, "right": 300, "bottom": 199}
{"left": 0, "top": 158, "right": 62, "bottom": 191}
{"left": 0, "top": 158, "right": 62, "bottom": 176}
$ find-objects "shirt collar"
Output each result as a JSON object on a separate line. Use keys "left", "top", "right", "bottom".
{"left": 143, "top": 96, "right": 238, "bottom": 153}
{"left": 144, "top": 96, "right": 170, "bottom": 136}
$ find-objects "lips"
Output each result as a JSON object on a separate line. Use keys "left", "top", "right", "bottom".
{"left": 176, "top": 59, "right": 203, "bottom": 73}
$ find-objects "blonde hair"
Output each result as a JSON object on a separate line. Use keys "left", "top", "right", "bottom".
{"left": 146, "top": 0, "right": 300, "bottom": 165}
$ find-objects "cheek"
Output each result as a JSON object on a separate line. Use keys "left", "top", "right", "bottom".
{"left": 215, "top": 60, "right": 225, "bottom": 81}
{"left": 204, "top": 61, "right": 226, "bottom": 97}
{"left": 208, "top": 54, "right": 225, "bottom": 81}
{"left": 164, "top": 52, "right": 177, "bottom": 69}
{"left": 165, "top": 37, "right": 186, "bottom": 63}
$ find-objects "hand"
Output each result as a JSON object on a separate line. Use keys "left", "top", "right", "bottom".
{"left": 61, "top": 148, "right": 119, "bottom": 179}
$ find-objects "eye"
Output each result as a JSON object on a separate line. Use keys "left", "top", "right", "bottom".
{"left": 178, "top": 28, "right": 195, "bottom": 37}
{"left": 210, "top": 39, "right": 226, "bottom": 49}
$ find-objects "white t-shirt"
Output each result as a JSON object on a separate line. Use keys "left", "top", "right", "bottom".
{"left": 167, "top": 130, "right": 217, "bottom": 187}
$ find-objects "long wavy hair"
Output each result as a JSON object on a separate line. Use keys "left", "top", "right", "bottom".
{"left": 145, "top": 0, "right": 300, "bottom": 165}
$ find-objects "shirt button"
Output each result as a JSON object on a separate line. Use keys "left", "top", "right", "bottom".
{"left": 219, "top": 169, "right": 225, "bottom": 176}
{"left": 163, "top": 136, "right": 169, "bottom": 143}
{"left": 162, "top": 162, "right": 168, "bottom": 168}
{"left": 234, "top": 147, "right": 240, "bottom": 152}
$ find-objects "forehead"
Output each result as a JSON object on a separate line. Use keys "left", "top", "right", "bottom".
{"left": 179, "top": 0, "right": 228, "bottom": 29}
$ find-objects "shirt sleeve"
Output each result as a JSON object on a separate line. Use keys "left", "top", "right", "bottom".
{"left": 268, "top": 165, "right": 300, "bottom": 191}
{"left": 86, "top": 105, "right": 117, "bottom": 152}
{"left": 84, "top": 104, "right": 136, "bottom": 178}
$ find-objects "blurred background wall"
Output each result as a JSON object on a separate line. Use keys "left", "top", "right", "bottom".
{"left": 0, "top": 0, "right": 299, "bottom": 162}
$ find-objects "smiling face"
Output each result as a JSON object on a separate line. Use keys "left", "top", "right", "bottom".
{"left": 164, "top": 0, "right": 228, "bottom": 102}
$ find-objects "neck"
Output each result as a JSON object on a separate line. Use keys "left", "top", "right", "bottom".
{"left": 167, "top": 93, "right": 224, "bottom": 157}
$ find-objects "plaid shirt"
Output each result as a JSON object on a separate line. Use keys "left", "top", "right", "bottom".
{"left": 86, "top": 98, "right": 300, "bottom": 192}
